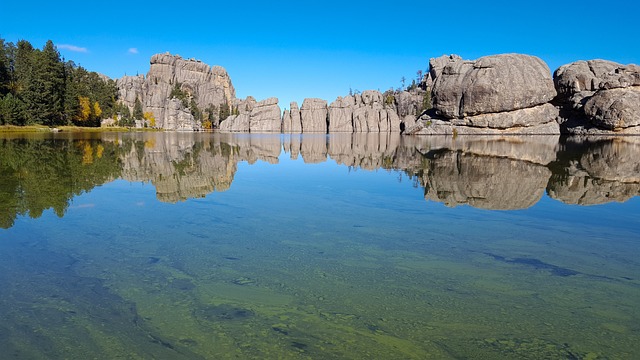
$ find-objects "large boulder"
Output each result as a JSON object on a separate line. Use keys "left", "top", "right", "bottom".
{"left": 554, "top": 60, "right": 640, "bottom": 133}
{"left": 300, "top": 98, "right": 328, "bottom": 133}
{"left": 583, "top": 87, "right": 640, "bottom": 130}
{"left": 406, "top": 53, "right": 559, "bottom": 135}
{"left": 555, "top": 60, "right": 640, "bottom": 96}
{"left": 432, "top": 54, "right": 556, "bottom": 118}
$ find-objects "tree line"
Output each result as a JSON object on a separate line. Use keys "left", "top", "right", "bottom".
{"left": 0, "top": 38, "right": 117, "bottom": 127}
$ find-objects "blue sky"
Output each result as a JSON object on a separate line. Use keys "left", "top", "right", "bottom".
{"left": 3, "top": 0, "right": 639, "bottom": 108}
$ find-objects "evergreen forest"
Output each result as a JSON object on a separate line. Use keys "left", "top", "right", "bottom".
{"left": 0, "top": 38, "right": 117, "bottom": 127}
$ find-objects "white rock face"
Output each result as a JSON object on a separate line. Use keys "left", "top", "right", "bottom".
{"left": 219, "top": 97, "right": 281, "bottom": 132}
{"left": 301, "top": 98, "right": 328, "bottom": 133}
{"left": 282, "top": 101, "right": 303, "bottom": 133}
{"left": 219, "top": 114, "right": 251, "bottom": 132}
{"left": 116, "top": 53, "right": 235, "bottom": 130}
{"left": 249, "top": 97, "right": 282, "bottom": 132}
{"left": 327, "top": 90, "right": 401, "bottom": 134}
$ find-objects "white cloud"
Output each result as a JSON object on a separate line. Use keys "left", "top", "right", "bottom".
{"left": 128, "top": 48, "right": 139, "bottom": 54}
{"left": 58, "top": 44, "right": 88, "bottom": 53}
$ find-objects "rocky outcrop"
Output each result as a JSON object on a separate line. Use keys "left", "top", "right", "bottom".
{"left": 554, "top": 60, "right": 640, "bottom": 134}
{"left": 300, "top": 98, "right": 328, "bottom": 133}
{"left": 432, "top": 54, "right": 556, "bottom": 118}
{"left": 219, "top": 97, "right": 281, "bottom": 132}
{"left": 249, "top": 97, "right": 282, "bottom": 132}
{"left": 165, "top": 98, "right": 198, "bottom": 131}
{"left": 582, "top": 87, "right": 640, "bottom": 130}
{"left": 116, "top": 53, "right": 235, "bottom": 130}
{"left": 283, "top": 102, "right": 302, "bottom": 133}
{"left": 352, "top": 90, "right": 402, "bottom": 133}
{"left": 326, "top": 90, "right": 403, "bottom": 133}
{"left": 117, "top": 75, "right": 145, "bottom": 108}
{"left": 409, "top": 54, "right": 560, "bottom": 135}
{"left": 328, "top": 96, "right": 356, "bottom": 132}
{"left": 219, "top": 114, "right": 250, "bottom": 132}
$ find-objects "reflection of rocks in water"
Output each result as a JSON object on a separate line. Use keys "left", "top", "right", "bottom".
{"left": 418, "top": 151, "right": 552, "bottom": 210}
{"left": 548, "top": 137, "right": 640, "bottom": 205}
{"left": 103, "top": 132, "right": 639, "bottom": 209}
{"left": 412, "top": 135, "right": 559, "bottom": 165}
{"left": 225, "top": 134, "right": 281, "bottom": 164}
{"left": 403, "top": 136, "right": 557, "bottom": 210}
{"left": 301, "top": 135, "right": 328, "bottom": 163}
{"left": 110, "top": 132, "right": 285, "bottom": 203}
{"left": 329, "top": 133, "right": 402, "bottom": 170}
{"left": 114, "top": 132, "right": 239, "bottom": 203}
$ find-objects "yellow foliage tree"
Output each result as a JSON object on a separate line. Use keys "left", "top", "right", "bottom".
{"left": 143, "top": 111, "right": 156, "bottom": 128}
{"left": 93, "top": 102, "right": 102, "bottom": 119}
{"left": 78, "top": 96, "right": 91, "bottom": 121}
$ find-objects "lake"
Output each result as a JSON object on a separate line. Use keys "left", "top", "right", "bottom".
{"left": 0, "top": 132, "right": 639, "bottom": 359}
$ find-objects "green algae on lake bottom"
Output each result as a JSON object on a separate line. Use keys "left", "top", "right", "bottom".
{"left": 0, "top": 132, "right": 639, "bottom": 359}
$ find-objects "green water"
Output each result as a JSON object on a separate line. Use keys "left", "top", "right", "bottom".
{"left": 0, "top": 132, "right": 639, "bottom": 359}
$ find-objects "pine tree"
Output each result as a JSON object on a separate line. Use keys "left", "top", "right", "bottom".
{"left": 133, "top": 97, "right": 143, "bottom": 120}
{"left": 0, "top": 39, "right": 10, "bottom": 96}
{"left": 13, "top": 40, "right": 35, "bottom": 123}
{"left": 37, "top": 40, "right": 65, "bottom": 125}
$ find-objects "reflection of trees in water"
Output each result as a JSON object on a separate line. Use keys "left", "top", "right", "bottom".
{"left": 0, "top": 137, "right": 122, "bottom": 228}
{"left": 1, "top": 133, "right": 639, "bottom": 229}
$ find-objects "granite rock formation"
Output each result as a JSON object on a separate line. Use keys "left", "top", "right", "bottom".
{"left": 219, "top": 97, "right": 282, "bottom": 132}
{"left": 223, "top": 91, "right": 406, "bottom": 134}
{"left": 326, "top": 90, "right": 403, "bottom": 133}
{"left": 407, "top": 54, "right": 560, "bottom": 135}
{"left": 248, "top": 97, "right": 282, "bottom": 132}
{"left": 328, "top": 96, "right": 356, "bottom": 132}
{"left": 300, "top": 98, "right": 328, "bottom": 133}
{"left": 282, "top": 101, "right": 302, "bottom": 133}
{"left": 116, "top": 53, "right": 235, "bottom": 130}
{"left": 554, "top": 60, "right": 640, "bottom": 134}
